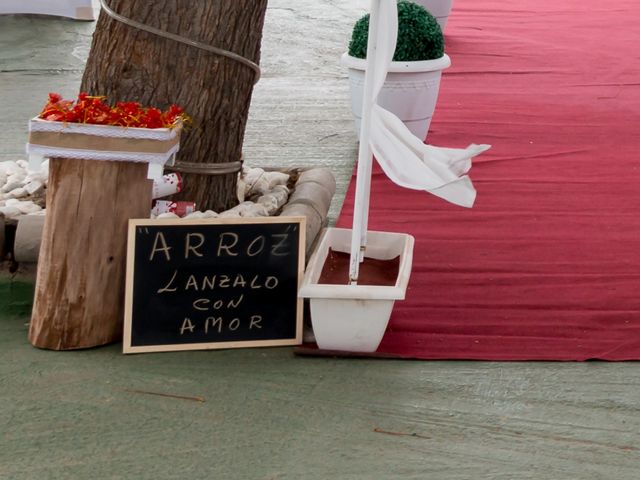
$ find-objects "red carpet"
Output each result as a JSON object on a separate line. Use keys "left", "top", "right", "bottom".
{"left": 300, "top": 0, "right": 640, "bottom": 360}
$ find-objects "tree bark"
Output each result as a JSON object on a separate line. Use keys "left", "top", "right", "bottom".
{"left": 80, "top": 0, "right": 269, "bottom": 212}
{"left": 29, "top": 159, "right": 152, "bottom": 350}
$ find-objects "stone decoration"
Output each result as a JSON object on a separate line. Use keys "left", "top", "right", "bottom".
{"left": 153, "top": 167, "right": 293, "bottom": 220}
{"left": 0, "top": 159, "right": 47, "bottom": 222}
{"left": 2, "top": 161, "right": 336, "bottom": 263}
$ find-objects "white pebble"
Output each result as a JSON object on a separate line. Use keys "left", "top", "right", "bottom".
{"left": 219, "top": 210, "right": 241, "bottom": 218}
{"left": 24, "top": 172, "right": 47, "bottom": 184}
{"left": 258, "top": 188, "right": 289, "bottom": 210}
{"left": 184, "top": 211, "right": 206, "bottom": 219}
{"left": 8, "top": 172, "right": 25, "bottom": 183}
{"left": 16, "top": 159, "right": 29, "bottom": 170}
{"left": 237, "top": 201, "right": 259, "bottom": 214}
{"left": 243, "top": 167, "right": 265, "bottom": 187}
{"left": 268, "top": 185, "right": 290, "bottom": 205}
{"left": 240, "top": 204, "right": 269, "bottom": 217}
{"left": 8, "top": 187, "right": 28, "bottom": 199}
{"left": 2, "top": 180, "right": 22, "bottom": 193}
{"left": 0, "top": 205, "right": 22, "bottom": 219}
{"left": 250, "top": 177, "right": 273, "bottom": 196}
{"left": 16, "top": 201, "right": 41, "bottom": 214}
{"left": 264, "top": 171, "right": 290, "bottom": 189}
{"left": 0, "top": 161, "right": 21, "bottom": 176}
{"left": 257, "top": 195, "right": 279, "bottom": 214}
{"left": 202, "top": 210, "right": 219, "bottom": 218}
{"left": 24, "top": 180, "right": 44, "bottom": 195}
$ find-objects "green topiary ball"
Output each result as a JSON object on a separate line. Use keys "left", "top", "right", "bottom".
{"left": 348, "top": 1, "right": 444, "bottom": 62}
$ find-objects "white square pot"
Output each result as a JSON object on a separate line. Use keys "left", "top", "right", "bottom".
{"left": 299, "top": 228, "right": 414, "bottom": 352}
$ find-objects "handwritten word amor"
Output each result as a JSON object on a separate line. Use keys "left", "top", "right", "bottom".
{"left": 180, "top": 315, "right": 263, "bottom": 335}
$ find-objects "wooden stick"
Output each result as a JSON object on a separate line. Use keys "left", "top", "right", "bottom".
{"left": 350, "top": 0, "right": 382, "bottom": 284}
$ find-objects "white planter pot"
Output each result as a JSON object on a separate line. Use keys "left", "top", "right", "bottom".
{"left": 299, "top": 227, "right": 414, "bottom": 352}
{"left": 341, "top": 53, "right": 451, "bottom": 141}
{"left": 413, "top": 0, "right": 454, "bottom": 30}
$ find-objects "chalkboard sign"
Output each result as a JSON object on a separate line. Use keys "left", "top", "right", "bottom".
{"left": 123, "top": 217, "right": 305, "bottom": 353}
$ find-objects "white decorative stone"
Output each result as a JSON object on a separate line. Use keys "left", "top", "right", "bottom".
{"left": 256, "top": 188, "right": 289, "bottom": 214}
{"left": 184, "top": 211, "right": 206, "bottom": 219}
{"left": 24, "top": 172, "right": 47, "bottom": 184}
{"left": 243, "top": 167, "right": 265, "bottom": 188}
{"left": 242, "top": 204, "right": 269, "bottom": 217}
{"left": 218, "top": 210, "right": 242, "bottom": 218}
{"left": 0, "top": 161, "right": 22, "bottom": 176}
{"left": 8, "top": 187, "right": 28, "bottom": 199}
{"left": 0, "top": 205, "right": 21, "bottom": 219}
{"left": 202, "top": 210, "right": 219, "bottom": 218}
{"left": 16, "top": 159, "right": 29, "bottom": 170}
{"left": 220, "top": 201, "right": 253, "bottom": 217}
{"left": 249, "top": 175, "right": 271, "bottom": 196}
{"left": 264, "top": 171, "right": 289, "bottom": 189}
{"left": 256, "top": 194, "right": 279, "bottom": 214}
{"left": 2, "top": 180, "right": 23, "bottom": 193}
{"left": 16, "top": 201, "right": 42, "bottom": 214}
{"left": 24, "top": 180, "right": 44, "bottom": 195}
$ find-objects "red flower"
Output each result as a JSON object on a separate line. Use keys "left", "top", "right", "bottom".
{"left": 38, "top": 93, "right": 189, "bottom": 129}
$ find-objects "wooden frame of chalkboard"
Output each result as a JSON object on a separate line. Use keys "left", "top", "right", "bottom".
{"left": 123, "top": 216, "right": 306, "bottom": 353}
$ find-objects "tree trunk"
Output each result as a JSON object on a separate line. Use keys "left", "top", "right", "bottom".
{"left": 80, "top": 0, "right": 269, "bottom": 212}
{"left": 29, "top": 159, "right": 152, "bottom": 350}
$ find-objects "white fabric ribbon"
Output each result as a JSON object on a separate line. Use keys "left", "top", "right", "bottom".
{"left": 350, "top": 0, "right": 491, "bottom": 281}
{"left": 367, "top": 0, "right": 490, "bottom": 208}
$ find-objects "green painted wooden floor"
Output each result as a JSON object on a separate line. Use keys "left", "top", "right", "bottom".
{"left": 2, "top": 277, "right": 639, "bottom": 479}
{"left": 1, "top": 3, "right": 639, "bottom": 479}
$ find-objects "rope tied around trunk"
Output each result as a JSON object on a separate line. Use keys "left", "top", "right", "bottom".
{"left": 99, "top": 0, "right": 261, "bottom": 84}
{"left": 167, "top": 159, "right": 243, "bottom": 176}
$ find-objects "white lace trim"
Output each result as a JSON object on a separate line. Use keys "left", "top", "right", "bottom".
{"left": 29, "top": 117, "right": 180, "bottom": 140}
{"left": 26, "top": 144, "right": 179, "bottom": 165}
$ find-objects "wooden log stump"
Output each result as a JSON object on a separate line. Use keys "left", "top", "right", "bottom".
{"left": 29, "top": 159, "right": 152, "bottom": 350}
